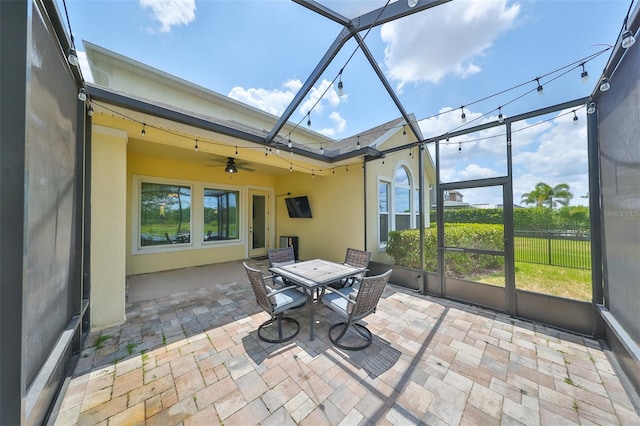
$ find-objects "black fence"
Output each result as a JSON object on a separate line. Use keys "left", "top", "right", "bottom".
{"left": 514, "top": 230, "right": 591, "bottom": 270}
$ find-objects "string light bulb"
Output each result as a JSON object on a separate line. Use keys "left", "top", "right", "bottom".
{"left": 194, "top": 139, "right": 198, "bottom": 152}
{"left": 621, "top": 29, "right": 636, "bottom": 49}
{"left": 402, "top": 125, "right": 407, "bottom": 139}
{"left": 408, "top": 0, "right": 418, "bottom": 7}
{"left": 536, "top": 78, "right": 544, "bottom": 96}
{"left": 498, "top": 107, "right": 504, "bottom": 123}
{"left": 337, "top": 69, "right": 344, "bottom": 97}
{"left": 141, "top": 123, "right": 146, "bottom": 137}
{"left": 572, "top": 111, "right": 578, "bottom": 125}
{"left": 311, "top": 170, "right": 315, "bottom": 178}
{"left": 307, "top": 112, "right": 311, "bottom": 128}
{"left": 356, "top": 135, "right": 361, "bottom": 150}
{"left": 580, "top": 64, "right": 589, "bottom": 82}
{"left": 77, "top": 88, "right": 87, "bottom": 102}
{"left": 290, "top": 164, "right": 293, "bottom": 172}
{"left": 599, "top": 77, "right": 610, "bottom": 92}
{"left": 287, "top": 137, "right": 292, "bottom": 149}
{"left": 68, "top": 47, "right": 79, "bottom": 67}
{"left": 458, "top": 142, "right": 462, "bottom": 152}
{"left": 87, "top": 105, "right": 94, "bottom": 117}
{"left": 235, "top": 146, "right": 238, "bottom": 156}
{"left": 460, "top": 106, "right": 466, "bottom": 123}
{"left": 320, "top": 145, "right": 324, "bottom": 155}
{"left": 587, "top": 101, "right": 596, "bottom": 115}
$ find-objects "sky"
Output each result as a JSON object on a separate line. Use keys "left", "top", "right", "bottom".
{"left": 59, "top": 0, "right": 636, "bottom": 206}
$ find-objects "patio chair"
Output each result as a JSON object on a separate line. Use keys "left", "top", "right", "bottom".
{"left": 321, "top": 269, "right": 392, "bottom": 350}
{"left": 243, "top": 262, "right": 307, "bottom": 343}
{"left": 267, "top": 246, "right": 296, "bottom": 287}
{"left": 327, "top": 248, "right": 371, "bottom": 289}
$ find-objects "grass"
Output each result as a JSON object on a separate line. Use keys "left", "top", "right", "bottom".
{"left": 514, "top": 236, "right": 591, "bottom": 269}
{"left": 469, "top": 262, "right": 591, "bottom": 301}
{"left": 93, "top": 334, "right": 113, "bottom": 350}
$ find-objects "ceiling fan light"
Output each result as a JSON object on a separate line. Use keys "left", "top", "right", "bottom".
{"left": 225, "top": 163, "right": 237, "bottom": 173}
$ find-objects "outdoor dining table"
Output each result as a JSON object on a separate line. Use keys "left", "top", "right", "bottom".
{"left": 269, "top": 258, "right": 366, "bottom": 340}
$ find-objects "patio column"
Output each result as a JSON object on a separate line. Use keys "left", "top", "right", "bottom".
{"left": 90, "top": 125, "right": 127, "bottom": 329}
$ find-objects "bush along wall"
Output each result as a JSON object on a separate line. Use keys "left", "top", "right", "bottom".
{"left": 428, "top": 206, "right": 590, "bottom": 231}
{"left": 386, "top": 224, "right": 504, "bottom": 277}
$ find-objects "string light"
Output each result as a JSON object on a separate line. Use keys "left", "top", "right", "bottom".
{"left": 235, "top": 146, "right": 238, "bottom": 156}
{"left": 68, "top": 47, "right": 79, "bottom": 67}
{"left": 599, "top": 77, "right": 610, "bottom": 92}
{"left": 320, "top": 145, "right": 324, "bottom": 155}
{"left": 356, "top": 135, "right": 360, "bottom": 150}
{"left": 460, "top": 106, "right": 467, "bottom": 123}
{"left": 307, "top": 112, "right": 311, "bottom": 128}
{"left": 580, "top": 63, "right": 589, "bottom": 82}
{"left": 498, "top": 107, "right": 504, "bottom": 123}
{"left": 402, "top": 125, "right": 407, "bottom": 138}
{"left": 77, "top": 88, "right": 87, "bottom": 102}
{"left": 290, "top": 163, "right": 293, "bottom": 172}
{"left": 287, "top": 137, "right": 292, "bottom": 149}
{"left": 311, "top": 170, "right": 315, "bottom": 178}
{"left": 194, "top": 139, "right": 198, "bottom": 152}
{"left": 587, "top": 100, "right": 596, "bottom": 115}
{"left": 87, "top": 105, "right": 94, "bottom": 117}
{"left": 458, "top": 141, "right": 462, "bottom": 152}
{"left": 572, "top": 110, "right": 578, "bottom": 125}
{"left": 535, "top": 78, "right": 544, "bottom": 96}
{"left": 621, "top": 28, "right": 636, "bottom": 48}
{"left": 337, "top": 68, "right": 344, "bottom": 97}
{"left": 141, "top": 123, "right": 146, "bottom": 137}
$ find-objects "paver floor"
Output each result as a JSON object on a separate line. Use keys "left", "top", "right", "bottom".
{"left": 54, "top": 260, "right": 640, "bottom": 425}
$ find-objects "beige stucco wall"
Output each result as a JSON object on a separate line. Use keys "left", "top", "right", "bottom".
{"left": 90, "top": 126, "right": 127, "bottom": 330}
{"left": 275, "top": 167, "right": 365, "bottom": 263}
{"left": 126, "top": 149, "right": 277, "bottom": 275}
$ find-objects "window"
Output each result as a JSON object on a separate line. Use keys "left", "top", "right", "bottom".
{"left": 394, "top": 166, "right": 411, "bottom": 231}
{"left": 379, "top": 181, "right": 390, "bottom": 247}
{"left": 140, "top": 182, "right": 191, "bottom": 247}
{"left": 203, "top": 188, "right": 240, "bottom": 241}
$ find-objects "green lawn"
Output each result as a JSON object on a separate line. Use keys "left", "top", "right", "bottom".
{"left": 471, "top": 262, "right": 592, "bottom": 301}
{"left": 514, "top": 236, "right": 591, "bottom": 270}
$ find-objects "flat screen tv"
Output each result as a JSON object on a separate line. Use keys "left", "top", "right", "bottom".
{"left": 285, "top": 196, "right": 312, "bottom": 218}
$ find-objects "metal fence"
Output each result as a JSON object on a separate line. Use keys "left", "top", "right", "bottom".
{"left": 514, "top": 230, "right": 591, "bottom": 270}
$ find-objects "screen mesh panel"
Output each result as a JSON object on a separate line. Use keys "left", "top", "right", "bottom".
{"left": 597, "top": 41, "right": 640, "bottom": 345}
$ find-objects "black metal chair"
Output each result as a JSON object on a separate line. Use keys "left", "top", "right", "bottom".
{"left": 243, "top": 262, "right": 306, "bottom": 343}
{"left": 328, "top": 248, "right": 371, "bottom": 289}
{"left": 321, "top": 269, "right": 392, "bottom": 350}
{"left": 267, "top": 247, "right": 296, "bottom": 287}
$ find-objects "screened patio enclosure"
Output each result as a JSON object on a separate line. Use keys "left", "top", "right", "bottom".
{"left": 1, "top": 0, "right": 639, "bottom": 424}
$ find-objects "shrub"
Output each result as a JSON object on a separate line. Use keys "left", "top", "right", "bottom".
{"left": 386, "top": 223, "right": 503, "bottom": 277}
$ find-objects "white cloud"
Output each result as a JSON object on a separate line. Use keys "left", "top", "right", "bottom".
{"left": 381, "top": 0, "right": 520, "bottom": 91}
{"left": 139, "top": 0, "right": 196, "bottom": 32}
{"left": 228, "top": 79, "right": 347, "bottom": 135}
{"left": 228, "top": 80, "right": 300, "bottom": 116}
{"left": 319, "top": 112, "right": 347, "bottom": 137}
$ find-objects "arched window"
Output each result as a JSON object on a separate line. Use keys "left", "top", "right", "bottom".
{"left": 394, "top": 166, "right": 412, "bottom": 231}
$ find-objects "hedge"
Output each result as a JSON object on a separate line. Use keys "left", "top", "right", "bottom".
{"left": 386, "top": 224, "right": 504, "bottom": 278}
{"left": 429, "top": 206, "right": 589, "bottom": 231}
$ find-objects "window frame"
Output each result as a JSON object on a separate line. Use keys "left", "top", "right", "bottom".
{"left": 394, "top": 165, "right": 414, "bottom": 231}
{"left": 378, "top": 179, "right": 391, "bottom": 249}
{"left": 132, "top": 175, "right": 245, "bottom": 255}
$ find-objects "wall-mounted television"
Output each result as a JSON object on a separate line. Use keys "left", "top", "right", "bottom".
{"left": 285, "top": 196, "right": 312, "bottom": 218}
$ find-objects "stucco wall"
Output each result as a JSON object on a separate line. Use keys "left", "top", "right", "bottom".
{"left": 275, "top": 167, "right": 365, "bottom": 263}
{"left": 125, "top": 149, "right": 277, "bottom": 275}
{"left": 90, "top": 126, "right": 127, "bottom": 329}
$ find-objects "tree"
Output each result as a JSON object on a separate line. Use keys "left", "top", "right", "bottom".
{"left": 521, "top": 182, "right": 573, "bottom": 208}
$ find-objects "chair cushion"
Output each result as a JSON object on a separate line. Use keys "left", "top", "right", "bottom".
{"left": 271, "top": 288, "right": 307, "bottom": 314}
{"left": 321, "top": 291, "right": 354, "bottom": 315}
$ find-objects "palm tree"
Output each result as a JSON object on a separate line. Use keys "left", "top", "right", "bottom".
{"left": 521, "top": 182, "right": 573, "bottom": 208}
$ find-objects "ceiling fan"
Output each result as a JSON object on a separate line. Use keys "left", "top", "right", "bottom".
{"left": 206, "top": 157, "right": 255, "bottom": 173}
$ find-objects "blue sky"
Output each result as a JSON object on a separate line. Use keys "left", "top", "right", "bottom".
{"left": 60, "top": 0, "right": 635, "bottom": 206}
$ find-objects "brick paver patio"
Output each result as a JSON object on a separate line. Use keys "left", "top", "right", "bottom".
{"left": 54, "top": 260, "right": 640, "bottom": 425}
